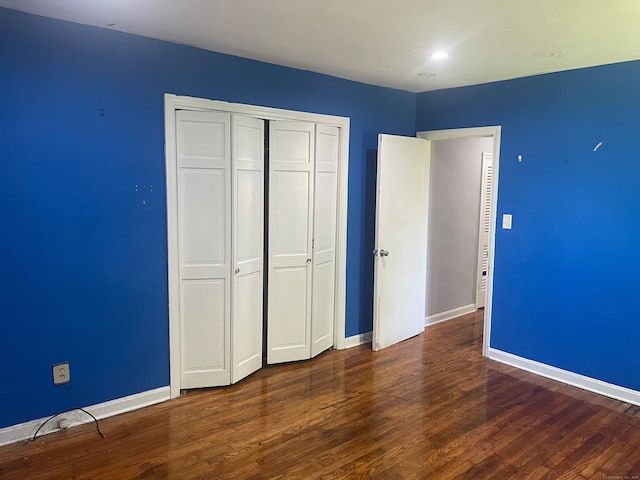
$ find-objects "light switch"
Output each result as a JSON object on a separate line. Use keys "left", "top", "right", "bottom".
{"left": 502, "top": 214, "right": 512, "bottom": 229}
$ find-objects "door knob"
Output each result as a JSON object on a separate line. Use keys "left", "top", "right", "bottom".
{"left": 372, "top": 249, "right": 378, "bottom": 256}
{"left": 307, "top": 258, "right": 312, "bottom": 263}
{"left": 379, "top": 249, "right": 389, "bottom": 257}
{"left": 235, "top": 268, "right": 240, "bottom": 274}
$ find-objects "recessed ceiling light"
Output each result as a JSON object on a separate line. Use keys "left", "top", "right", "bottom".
{"left": 431, "top": 52, "right": 448, "bottom": 60}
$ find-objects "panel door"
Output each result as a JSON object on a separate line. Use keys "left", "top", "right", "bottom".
{"left": 268, "top": 121, "right": 315, "bottom": 363}
{"left": 311, "top": 124, "right": 339, "bottom": 358}
{"left": 373, "top": 134, "right": 430, "bottom": 351}
{"left": 232, "top": 115, "right": 265, "bottom": 383}
{"left": 476, "top": 152, "right": 493, "bottom": 309}
{"left": 176, "top": 111, "right": 231, "bottom": 387}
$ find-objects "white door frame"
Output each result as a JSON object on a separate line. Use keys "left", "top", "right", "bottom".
{"left": 417, "top": 126, "right": 501, "bottom": 357}
{"left": 165, "top": 94, "right": 350, "bottom": 399}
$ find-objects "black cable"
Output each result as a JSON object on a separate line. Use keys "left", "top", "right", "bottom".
{"left": 31, "top": 407, "right": 105, "bottom": 441}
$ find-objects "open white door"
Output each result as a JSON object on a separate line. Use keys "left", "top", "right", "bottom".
{"left": 373, "top": 134, "right": 430, "bottom": 351}
{"left": 177, "top": 111, "right": 232, "bottom": 387}
{"left": 475, "top": 152, "right": 493, "bottom": 309}
{"left": 231, "top": 115, "right": 264, "bottom": 383}
{"left": 311, "top": 124, "right": 339, "bottom": 357}
{"left": 268, "top": 121, "right": 315, "bottom": 363}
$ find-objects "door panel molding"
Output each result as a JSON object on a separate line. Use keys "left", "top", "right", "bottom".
{"left": 267, "top": 121, "right": 315, "bottom": 363}
{"left": 311, "top": 124, "right": 339, "bottom": 357}
{"left": 231, "top": 114, "right": 264, "bottom": 384}
{"left": 176, "top": 111, "right": 232, "bottom": 388}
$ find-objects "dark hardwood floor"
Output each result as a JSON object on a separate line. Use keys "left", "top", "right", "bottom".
{"left": 2, "top": 310, "right": 639, "bottom": 479}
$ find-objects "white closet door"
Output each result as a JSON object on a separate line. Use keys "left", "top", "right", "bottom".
{"left": 177, "top": 111, "right": 231, "bottom": 388}
{"left": 268, "top": 121, "right": 315, "bottom": 363}
{"left": 232, "top": 115, "right": 264, "bottom": 383}
{"left": 311, "top": 124, "right": 339, "bottom": 357}
{"left": 476, "top": 152, "right": 493, "bottom": 309}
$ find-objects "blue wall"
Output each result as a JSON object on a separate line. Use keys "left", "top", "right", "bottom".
{"left": 0, "top": 8, "right": 416, "bottom": 427}
{"left": 6, "top": 5, "right": 639, "bottom": 431}
{"left": 417, "top": 60, "right": 640, "bottom": 391}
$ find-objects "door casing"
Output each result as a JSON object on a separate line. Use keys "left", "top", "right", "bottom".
{"left": 417, "top": 126, "right": 501, "bottom": 357}
{"left": 165, "top": 94, "right": 350, "bottom": 399}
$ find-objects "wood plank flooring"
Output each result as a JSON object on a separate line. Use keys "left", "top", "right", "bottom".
{"left": 1, "top": 310, "right": 639, "bottom": 479}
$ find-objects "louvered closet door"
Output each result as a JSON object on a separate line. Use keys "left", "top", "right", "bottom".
{"left": 268, "top": 121, "right": 315, "bottom": 363}
{"left": 311, "top": 124, "right": 339, "bottom": 358}
{"left": 476, "top": 152, "right": 493, "bottom": 309}
{"left": 177, "top": 111, "right": 232, "bottom": 388}
{"left": 231, "top": 115, "right": 264, "bottom": 383}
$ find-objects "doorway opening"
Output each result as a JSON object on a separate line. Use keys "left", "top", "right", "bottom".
{"left": 417, "top": 126, "right": 501, "bottom": 356}
{"left": 165, "top": 94, "right": 350, "bottom": 398}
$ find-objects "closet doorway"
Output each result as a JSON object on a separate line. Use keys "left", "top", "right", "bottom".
{"left": 164, "top": 94, "right": 350, "bottom": 398}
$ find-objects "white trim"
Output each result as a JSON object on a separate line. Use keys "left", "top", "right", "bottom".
{"left": 165, "top": 94, "right": 349, "bottom": 398}
{"left": 0, "top": 387, "right": 169, "bottom": 447}
{"left": 343, "top": 331, "right": 372, "bottom": 348}
{"left": 165, "top": 96, "right": 181, "bottom": 400}
{"left": 417, "top": 126, "right": 501, "bottom": 358}
{"left": 425, "top": 303, "right": 476, "bottom": 326}
{"left": 489, "top": 348, "right": 640, "bottom": 407}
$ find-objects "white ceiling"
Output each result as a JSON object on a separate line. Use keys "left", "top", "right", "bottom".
{"left": 3, "top": 0, "right": 640, "bottom": 93}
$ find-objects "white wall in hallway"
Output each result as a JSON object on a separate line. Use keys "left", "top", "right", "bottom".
{"left": 426, "top": 137, "right": 494, "bottom": 318}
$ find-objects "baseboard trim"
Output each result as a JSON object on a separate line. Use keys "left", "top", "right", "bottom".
{"left": 343, "top": 331, "right": 372, "bottom": 349}
{"left": 488, "top": 348, "right": 640, "bottom": 407}
{"left": 425, "top": 303, "right": 476, "bottom": 326}
{"left": 0, "top": 386, "right": 170, "bottom": 447}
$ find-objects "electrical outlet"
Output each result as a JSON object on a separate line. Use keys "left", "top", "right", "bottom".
{"left": 53, "top": 362, "right": 70, "bottom": 385}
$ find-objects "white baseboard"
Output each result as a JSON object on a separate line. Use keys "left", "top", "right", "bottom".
{"left": 489, "top": 348, "right": 640, "bottom": 407}
{"left": 0, "top": 386, "right": 170, "bottom": 447}
{"left": 425, "top": 303, "right": 476, "bottom": 326}
{"left": 343, "top": 331, "right": 372, "bottom": 349}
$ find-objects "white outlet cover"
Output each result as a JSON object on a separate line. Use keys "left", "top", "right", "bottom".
{"left": 53, "top": 362, "right": 70, "bottom": 385}
{"left": 502, "top": 214, "right": 513, "bottom": 229}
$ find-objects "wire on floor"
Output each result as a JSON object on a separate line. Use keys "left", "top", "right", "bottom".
{"left": 31, "top": 407, "right": 105, "bottom": 441}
